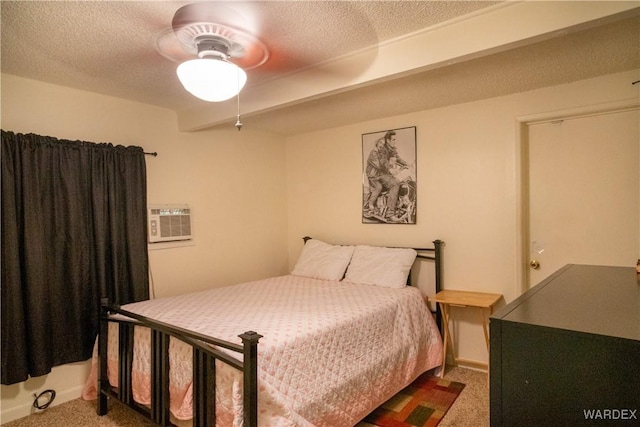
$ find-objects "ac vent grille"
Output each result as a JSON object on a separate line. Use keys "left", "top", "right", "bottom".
{"left": 148, "top": 205, "right": 192, "bottom": 243}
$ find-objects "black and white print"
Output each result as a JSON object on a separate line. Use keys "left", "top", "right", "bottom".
{"left": 362, "top": 127, "right": 417, "bottom": 224}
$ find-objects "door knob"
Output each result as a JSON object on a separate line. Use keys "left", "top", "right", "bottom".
{"left": 530, "top": 260, "right": 540, "bottom": 269}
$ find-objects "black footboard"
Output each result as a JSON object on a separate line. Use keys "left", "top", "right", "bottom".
{"left": 97, "top": 299, "right": 262, "bottom": 427}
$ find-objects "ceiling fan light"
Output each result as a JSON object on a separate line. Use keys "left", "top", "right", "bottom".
{"left": 177, "top": 58, "right": 247, "bottom": 102}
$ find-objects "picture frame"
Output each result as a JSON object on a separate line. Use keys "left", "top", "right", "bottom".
{"left": 362, "top": 126, "right": 417, "bottom": 224}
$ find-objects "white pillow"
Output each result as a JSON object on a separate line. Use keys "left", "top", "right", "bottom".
{"left": 344, "top": 245, "right": 417, "bottom": 288}
{"left": 291, "top": 239, "right": 355, "bottom": 281}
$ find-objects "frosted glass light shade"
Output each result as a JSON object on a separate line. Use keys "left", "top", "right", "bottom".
{"left": 176, "top": 58, "right": 247, "bottom": 102}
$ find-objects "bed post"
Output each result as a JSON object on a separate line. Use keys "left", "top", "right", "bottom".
{"left": 239, "top": 331, "right": 263, "bottom": 427}
{"left": 432, "top": 240, "right": 444, "bottom": 331}
{"left": 97, "top": 298, "right": 109, "bottom": 416}
{"left": 193, "top": 348, "right": 216, "bottom": 426}
{"left": 150, "top": 329, "right": 171, "bottom": 425}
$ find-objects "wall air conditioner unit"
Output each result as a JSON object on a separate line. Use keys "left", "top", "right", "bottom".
{"left": 147, "top": 204, "right": 192, "bottom": 243}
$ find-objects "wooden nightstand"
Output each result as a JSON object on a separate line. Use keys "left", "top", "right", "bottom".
{"left": 430, "top": 290, "right": 502, "bottom": 377}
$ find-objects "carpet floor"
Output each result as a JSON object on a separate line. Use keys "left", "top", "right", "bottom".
{"left": 2, "top": 367, "right": 488, "bottom": 426}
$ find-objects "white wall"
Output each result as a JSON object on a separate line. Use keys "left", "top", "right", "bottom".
{"left": 0, "top": 74, "right": 289, "bottom": 422}
{"left": 144, "top": 125, "right": 289, "bottom": 297}
{"left": 284, "top": 69, "right": 640, "bottom": 367}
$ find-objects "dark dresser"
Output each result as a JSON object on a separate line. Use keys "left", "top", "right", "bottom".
{"left": 490, "top": 264, "right": 640, "bottom": 426}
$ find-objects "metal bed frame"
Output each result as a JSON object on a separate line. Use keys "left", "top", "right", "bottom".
{"left": 97, "top": 239, "right": 444, "bottom": 427}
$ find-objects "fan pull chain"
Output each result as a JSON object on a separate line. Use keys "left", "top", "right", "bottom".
{"left": 235, "top": 66, "right": 243, "bottom": 131}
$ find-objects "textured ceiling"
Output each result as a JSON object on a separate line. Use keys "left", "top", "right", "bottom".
{"left": 2, "top": 1, "right": 639, "bottom": 135}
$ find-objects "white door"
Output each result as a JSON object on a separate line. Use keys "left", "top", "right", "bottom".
{"left": 527, "top": 109, "right": 639, "bottom": 287}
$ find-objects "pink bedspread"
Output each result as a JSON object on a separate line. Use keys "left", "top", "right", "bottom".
{"left": 83, "top": 275, "right": 443, "bottom": 426}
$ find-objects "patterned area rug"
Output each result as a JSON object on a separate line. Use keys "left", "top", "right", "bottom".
{"left": 359, "top": 373, "right": 465, "bottom": 427}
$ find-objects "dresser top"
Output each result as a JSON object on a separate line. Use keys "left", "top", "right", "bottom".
{"left": 491, "top": 264, "right": 640, "bottom": 341}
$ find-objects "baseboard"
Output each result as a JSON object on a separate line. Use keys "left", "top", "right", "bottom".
{"left": 0, "top": 385, "right": 84, "bottom": 425}
{"left": 452, "top": 358, "right": 488, "bottom": 373}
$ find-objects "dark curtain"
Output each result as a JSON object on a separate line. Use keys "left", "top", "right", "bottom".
{"left": 1, "top": 130, "right": 149, "bottom": 385}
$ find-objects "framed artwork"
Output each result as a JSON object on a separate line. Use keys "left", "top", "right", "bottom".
{"left": 362, "top": 127, "right": 417, "bottom": 224}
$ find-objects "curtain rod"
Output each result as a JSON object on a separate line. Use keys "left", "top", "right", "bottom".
{"left": 144, "top": 152, "right": 158, "bottom": 157}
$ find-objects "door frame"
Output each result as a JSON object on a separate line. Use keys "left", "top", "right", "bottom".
{"left": 515, "top": 98, "right": 639, "bottom": 296}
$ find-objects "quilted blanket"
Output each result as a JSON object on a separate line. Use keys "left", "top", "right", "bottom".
{"left": 83, "top": 275, "right": 443, "bottom": 426}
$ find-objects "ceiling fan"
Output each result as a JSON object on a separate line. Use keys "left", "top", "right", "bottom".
{"left": 155, "top": 2, "right": 269, "bottom": 110}
{"left": 153, "top": 2, "right": 380, "bottom": 130}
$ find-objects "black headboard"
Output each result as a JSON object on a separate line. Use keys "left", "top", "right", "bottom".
{"left": 410, "top": 240, "right": 445, "bottom": 329}
{"left": 301, "top": 237, "right": 444, "bottom": 329}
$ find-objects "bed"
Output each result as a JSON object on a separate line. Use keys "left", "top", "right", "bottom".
{"left": 83, "top": 238, "right": 444, "bottom": 426}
